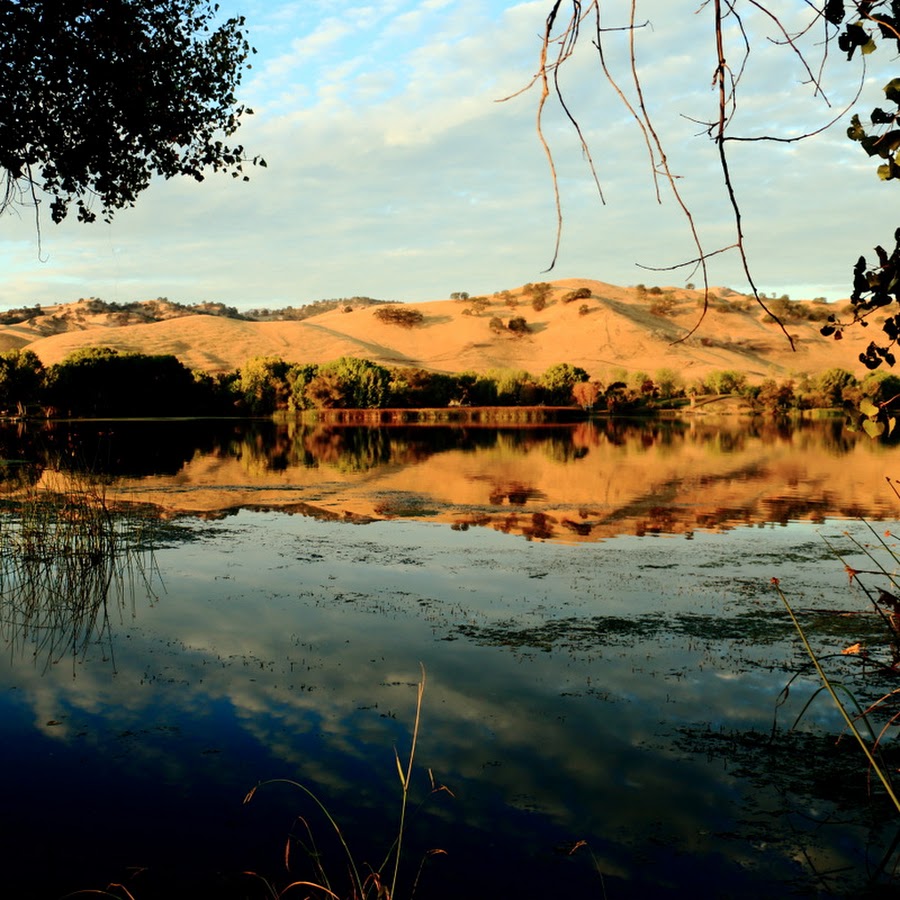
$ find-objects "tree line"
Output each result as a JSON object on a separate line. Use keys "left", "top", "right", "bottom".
{"left": 0, "top": 346, "right": 891, "bottom": 420}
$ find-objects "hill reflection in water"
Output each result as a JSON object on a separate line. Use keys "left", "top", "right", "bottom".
{"left": 1, "top": 416, "right": 897, "bottom": 541}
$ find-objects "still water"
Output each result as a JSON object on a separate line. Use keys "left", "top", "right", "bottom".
{"left": 1, "top": 417, "right": 900, "bottom": 898}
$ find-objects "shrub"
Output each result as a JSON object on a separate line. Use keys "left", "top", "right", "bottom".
{"left": 649, "top": 293, "right": 677, "bottom": 317}
{"left": 561, "top": 287, "right": 592, "bottom": 304}
{"left": 507, "top": 316, "right": 530, "bottom": 334}
{"left": 523, "top": 282, "right": 552, "bottom": 311}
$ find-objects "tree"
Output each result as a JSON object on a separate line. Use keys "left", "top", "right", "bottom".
{"left": 373, "top": 306, "right": 425, "bottom": 327}
{"left": 654, "top": 368, "right": 683, "bottom": 400}
{"left": 287, "top": 363, "right": 320, "bottom": 411}
{"left": 0, "top": 349, "right": 44, "bottom": 414}
{"left": 754, "top": 378, "right": 796, "bottom": 414}
{"left": 707, "top": 370, "right": 747, "bottom": 395}
{"left": 305, "top": 357, "right": 391, "bottom": 409}
{"left": 572, "top": 380, "right": 603, "bottom": 410}
{"left": 540, "top": 362, "right": 589, "bottom": 405}
{"left": 522, "top": 282, "right": 552, "bottom": 308}
{"left": 0, "top": 0, "right": 263, "bottom": 225}
{"left": 816, "top": 367, "right": 858, "bottom": 408}
{"left": 237, "top": 356, "right": 291, "bottom": 414}
{"left": 45, "top": 348, "right": 199, "bottom": 416}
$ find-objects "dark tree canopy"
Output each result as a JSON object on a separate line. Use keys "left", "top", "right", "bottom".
{"left": 0, "top": 0, "right": 263, "bottom": 224}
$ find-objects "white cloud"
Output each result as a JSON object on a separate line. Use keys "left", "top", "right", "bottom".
{"left": 1, "top": 0, "right": 897, "bottom": 309}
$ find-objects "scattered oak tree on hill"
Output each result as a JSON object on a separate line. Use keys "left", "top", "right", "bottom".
{"left": 0, "top": 0, "right": 263, "bottom": 226}
{"left": 373, "top": 306, "right": 425, "bottom": 328}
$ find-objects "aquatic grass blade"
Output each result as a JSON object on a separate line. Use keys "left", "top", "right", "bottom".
{"left": 773, "top": 578, "right": 900, "bottom": 814}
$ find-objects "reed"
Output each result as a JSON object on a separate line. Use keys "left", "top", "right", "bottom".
{"left": 0, "top": 469, "right": 159, "bottom": 672}
{"left": 243, "top": 664, "right": 451, "bottom": 900}
{"left": 773, "top": 578, "right": 900, "bottom": 814}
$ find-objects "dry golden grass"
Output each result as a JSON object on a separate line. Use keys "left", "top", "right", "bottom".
{"left": 5, "top": 279, "right": 873, "bottom": 382}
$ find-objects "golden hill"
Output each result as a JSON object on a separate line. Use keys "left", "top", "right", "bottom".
{"left": 0, "top": 279, "right": 875, "bottom": 382}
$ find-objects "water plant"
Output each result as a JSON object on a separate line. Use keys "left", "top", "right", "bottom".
{"left": 0, "top": 468, "right": 159, "bottom": 672}
{"left": 242, "top": 664, "right": 452, "bottom": 900}
{"left": 771, "top": 506, "right": 900, "bottom": 888}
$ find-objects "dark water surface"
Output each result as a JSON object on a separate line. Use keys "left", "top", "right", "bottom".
{"left": 1, "top": 418, "right": 900, "bottom": 898}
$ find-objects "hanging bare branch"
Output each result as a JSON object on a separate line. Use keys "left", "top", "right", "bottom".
{"left": 501, "top": 1, "right": 897, "bottom": 351}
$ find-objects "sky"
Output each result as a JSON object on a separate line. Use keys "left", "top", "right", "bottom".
{"left": 0, "top": 0, "right": 897, "bottom": 310}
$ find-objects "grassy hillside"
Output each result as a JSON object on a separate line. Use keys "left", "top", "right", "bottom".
{"left": 0, "top": 279, "right": 870, "bottom": 382}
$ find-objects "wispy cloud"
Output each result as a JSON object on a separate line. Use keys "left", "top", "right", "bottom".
{"left": 0, "top": 1, "right": 895, "bottom": 310}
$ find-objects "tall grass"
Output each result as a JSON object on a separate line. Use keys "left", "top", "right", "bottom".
{"left": 243, "top": 664, "right": 451, "bottom": 900}
{"left": 774, "top": 504, "right": 900, "bottom": 813}
{"left": 0, "top": 469, "right": 159, "bottom": 672}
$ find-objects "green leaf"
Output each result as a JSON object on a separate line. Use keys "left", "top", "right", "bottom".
{"left": 860, "top": 399, "right": 880, "bottom": 417}
{"left": 863, "top": 38, "right": 877, "bottom": 55}
{"left": 863, "top": 417, "right": 886, "bottom": 438}
{"left": 889, "top": 417, "right": 897, "bottom": 436}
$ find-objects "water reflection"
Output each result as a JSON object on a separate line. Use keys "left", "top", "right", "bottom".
{"left": 1, "top": 512, "right": 898, "bottom": 897}
{"left": 0, "top": 410, "right": 896, "bottom": 900}
{"left": 0, "top": 417, "right": 896, "bottom": 543}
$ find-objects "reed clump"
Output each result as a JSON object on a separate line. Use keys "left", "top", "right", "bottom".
{"left": 0, "top": 469, "right": 158, "bottom": 670}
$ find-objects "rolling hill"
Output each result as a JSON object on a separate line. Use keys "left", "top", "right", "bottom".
{"left": 0, "top": 279, "right": 874, "bottom": 383}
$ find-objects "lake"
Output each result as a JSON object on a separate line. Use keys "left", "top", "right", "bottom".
{"left": 1, "top": 416, "right": 899, "bottom": 899}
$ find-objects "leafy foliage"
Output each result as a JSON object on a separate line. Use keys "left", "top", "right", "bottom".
{"left": 561, "top": 287, "right": 592, "bottom": 304}
{"left": 305, "top": 357, "right": 392, "bottom": 409}
{"left": 822, "top": 228, "right": 900, "bottom": 369}
{"left": 373, "top": 306, "right": 425, "bottom": 328}
{"left": 540, "top": 362, "right": 589, "bottom": 405}
{"left": 0, "top": 0, "right": 263, "bottom": 223}
{"left": 45, "top": 347, "right": 204, "bottom": 416}
{"left": 0, "top": 349, "right": 44, "bottom": 414}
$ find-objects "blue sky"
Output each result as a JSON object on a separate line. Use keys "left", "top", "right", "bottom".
{"left": 0, "top": 1, "right": 896, "bottom": 309}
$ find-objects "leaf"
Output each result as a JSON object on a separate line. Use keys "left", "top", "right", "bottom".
{"left": 842, "top": 642, "right": 863, "bottom": 655}
{"left": 889, "top": 416, "right": 897, "bottom": 436}
{"left": 885, "top": 78, "right": 900, "bottom": 105}
{"left": 394, "top": 747, "right": 406, "bottom": 787}
{"left": 860, "top": 399, "right": 880, "bottom": 417}
{"left": 863, "top": 417, "right": 886, "bottom": 438}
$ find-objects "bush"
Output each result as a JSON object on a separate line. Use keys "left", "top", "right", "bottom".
{"left": 649, "top": 293, "right": 677, "bottom": 317}
{"left": 561, "top": 287, "right": 592, "bottom": 304}
{"left": 507, "top": 317, "right": 530, "bottom": 334}
{"left": 373, "top": 306, "right": 424, "bottom": 327}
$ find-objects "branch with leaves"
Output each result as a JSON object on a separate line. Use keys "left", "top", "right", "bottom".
{"left": 0, "top": 0, "right": 265, "bottom": 226}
